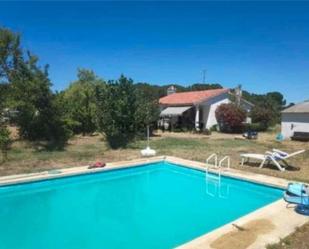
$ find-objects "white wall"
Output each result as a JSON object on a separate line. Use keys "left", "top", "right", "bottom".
{"left": 281, "top": 113, "right": 309, "bottom": 139}
{"left": 199, "top": 93, "right": 230, "bottom": 129}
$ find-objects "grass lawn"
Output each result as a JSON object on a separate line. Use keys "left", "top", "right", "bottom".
{"left": 1, "top": 129, "right": 309, "bottom": 182}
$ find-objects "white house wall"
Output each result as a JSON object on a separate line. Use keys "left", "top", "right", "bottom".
{"left": 200, "top": 93, "right": 230, "bottom": 129}
{"left": 201, "top": 105, "right": 210, "bottom": 129}
{"left": 281, "top": 113, "right": 309, "bottom": 139}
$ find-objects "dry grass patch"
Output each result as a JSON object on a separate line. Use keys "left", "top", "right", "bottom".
{"left": 266, "top": 222, "right": 309, "bottom": 249}
{"left": 211, "top": 219, "right": 275, "bottom": 249}
{"left": 1, "top": 130, "right": 309, "bottom": 182}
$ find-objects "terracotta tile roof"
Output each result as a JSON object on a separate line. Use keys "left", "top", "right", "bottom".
{"left": 159, "top": 88, "right": 229, "bottom": 106}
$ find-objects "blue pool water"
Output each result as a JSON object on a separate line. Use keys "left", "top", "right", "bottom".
{"left": 0, "top": 161, "right": 282, "bottom": 249}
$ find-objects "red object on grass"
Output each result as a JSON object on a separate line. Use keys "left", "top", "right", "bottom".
{"left": 88, "top": 162, "right": 106, "bottom": 169}
{"left": 94, "top": 162, "right": 106, "bottom": 167}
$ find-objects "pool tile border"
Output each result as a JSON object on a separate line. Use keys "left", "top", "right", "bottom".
{"left": 0, "top": 156, "right": 165, "bottom": 186}
{"left": 0, "top": 155, "right": 308, "bottom": 249}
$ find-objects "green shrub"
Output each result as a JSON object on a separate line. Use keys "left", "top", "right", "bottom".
{"left": 210, "top": 125, "right": 218, "bottom": 132}
{"left": 60, "top": 69, "right": 103, "bottom": 135}
{"left": 202, "top": 129, "right": 212, "bottom": 135}
{"left": 96, "top": 75, "right": 159, "bottom": 149}
{"left": 251, "top": 106, "right": 274, "bottom": 130}
{"left": 244, "top": 122, "right": 267, "bottom": 132}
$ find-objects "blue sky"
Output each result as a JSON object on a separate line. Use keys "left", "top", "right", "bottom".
{"left": 1, "top": 1, "right": 309, "bottom": 103}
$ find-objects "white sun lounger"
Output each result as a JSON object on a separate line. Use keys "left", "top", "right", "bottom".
{"left": 240, "top": 149, "right": 305, "bottom": 171}
{"left": 272, "top": 149, "right": 305, "bottom": 160}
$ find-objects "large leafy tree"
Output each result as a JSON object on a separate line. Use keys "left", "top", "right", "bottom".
{"left": 243, "top": 90, "right": 286, "bottom": 125}
{"left": 135, "top": 88, "right": 160, "bottom": 131}
{"left": 0, "top": 125, "right": 11, "bottom": 162}
{"left": 0, "top": 27, "right": 71, "bottom": 147}
{"left": 96, "top": 75, "right": 159, "bottom": 149}
{"left": 96, "top": 75, "right": 138, "bottom": 148}
{"left": 250, "top": 106, "right": 273, "bottom": 130}
{"left": 61, "top": 69, "right": 103, "bottom": 135}
{"left": 0, "top": 84, "right": 10, "bottom": 128}
{"left": 0, "top": 28, "right": 14, "bottom": 159}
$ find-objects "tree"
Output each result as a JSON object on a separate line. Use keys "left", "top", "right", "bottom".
{"left": 250, "top": 106, "right": 273, "bottom": 130}
{"left": 135, "top": 88, "right": 160, "bottom": 130}
{"left": 242, "top": 90, "right": 286, "bottom": 125}
{"left": 0, "top": 125, "right": 11, "bottom": 162}
{"left": 215, "top": 103, "right": 246, "bottom": 133}
{"left": 0, "top": 84, "right": 9, "bottom": 110}
{"left": 135, "top": 83, "right": 167, "bottom": 100}
{"left": 187, "top": 83, "right": 223, "bottom": 91}
{"left": 10, "top": 54, "right": 71, "bottom": 145}
{"left": 0, "top": 27, "right": 22, "bottom": 83}
{"left": 96, "top": 75, "right": 136, "bottom": 148}
{"left": 61, "top": 69, "right": 103, "bottom": 135}
{"left": 0, "top": 27, "right": 72, "bottom": 147}
{"left": 96, "top": 75, "right": 159, "bottom": 149}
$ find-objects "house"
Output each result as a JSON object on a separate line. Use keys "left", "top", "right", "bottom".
{"left": 281, "top": 101, "right": 309, "bottom": 139}
{"left": 159, "top": 86, "right": 253, "bottom": 131}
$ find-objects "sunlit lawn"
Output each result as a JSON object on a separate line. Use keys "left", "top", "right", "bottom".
{"left": 1, "top": 131, "right": 309, "bottom": 182}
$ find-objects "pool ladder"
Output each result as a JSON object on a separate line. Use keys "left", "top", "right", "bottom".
{"left": 205, "top": 153, "right": 230, "bottom": 198}
{"left": 206, "top": 153, "right": 230, "bottom": 169}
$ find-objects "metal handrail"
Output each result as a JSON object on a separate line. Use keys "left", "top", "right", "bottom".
{"left": 205, "top": 166, "right": 221, "bottom": 180}
{"left": 205, "top": 166, "right": 221, "bottom": 197}
{"left": 205, "top": 155, "right": 231, "bottom": 198}
{"left": 219, "top": 156, "right": 230, "bottom": 169}
{"left": 206, "top": 153, "right": 218, "bottom": 167}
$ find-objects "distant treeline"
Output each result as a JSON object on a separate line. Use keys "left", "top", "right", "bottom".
{"left": 134, "top": 82, "right": 223, "bottom": 99}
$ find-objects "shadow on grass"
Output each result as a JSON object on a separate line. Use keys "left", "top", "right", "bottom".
{"left": 32, "top": 141, "right": 67, "bottom": 152}
{"left": 243, "top": 161, "right": 300, "bottom": 172}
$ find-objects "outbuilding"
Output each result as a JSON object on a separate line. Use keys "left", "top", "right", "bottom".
{"left": 281, "top": 101, "right": 309, "bottom": 139}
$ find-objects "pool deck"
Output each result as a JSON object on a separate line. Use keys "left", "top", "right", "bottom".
{"left": 0, "top": 156, "right": 308, "bottom": 249}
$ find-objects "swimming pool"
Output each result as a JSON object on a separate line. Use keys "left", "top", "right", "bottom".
{"left": 0, "top": 161, "right": 282, "bottom": 249}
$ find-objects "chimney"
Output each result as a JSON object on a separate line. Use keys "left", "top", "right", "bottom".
{"left": 235, "top": 84, "right": 242, "bottom": 107}
{"left": 167, "top": 85, "right": 176, "bottom": 95}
